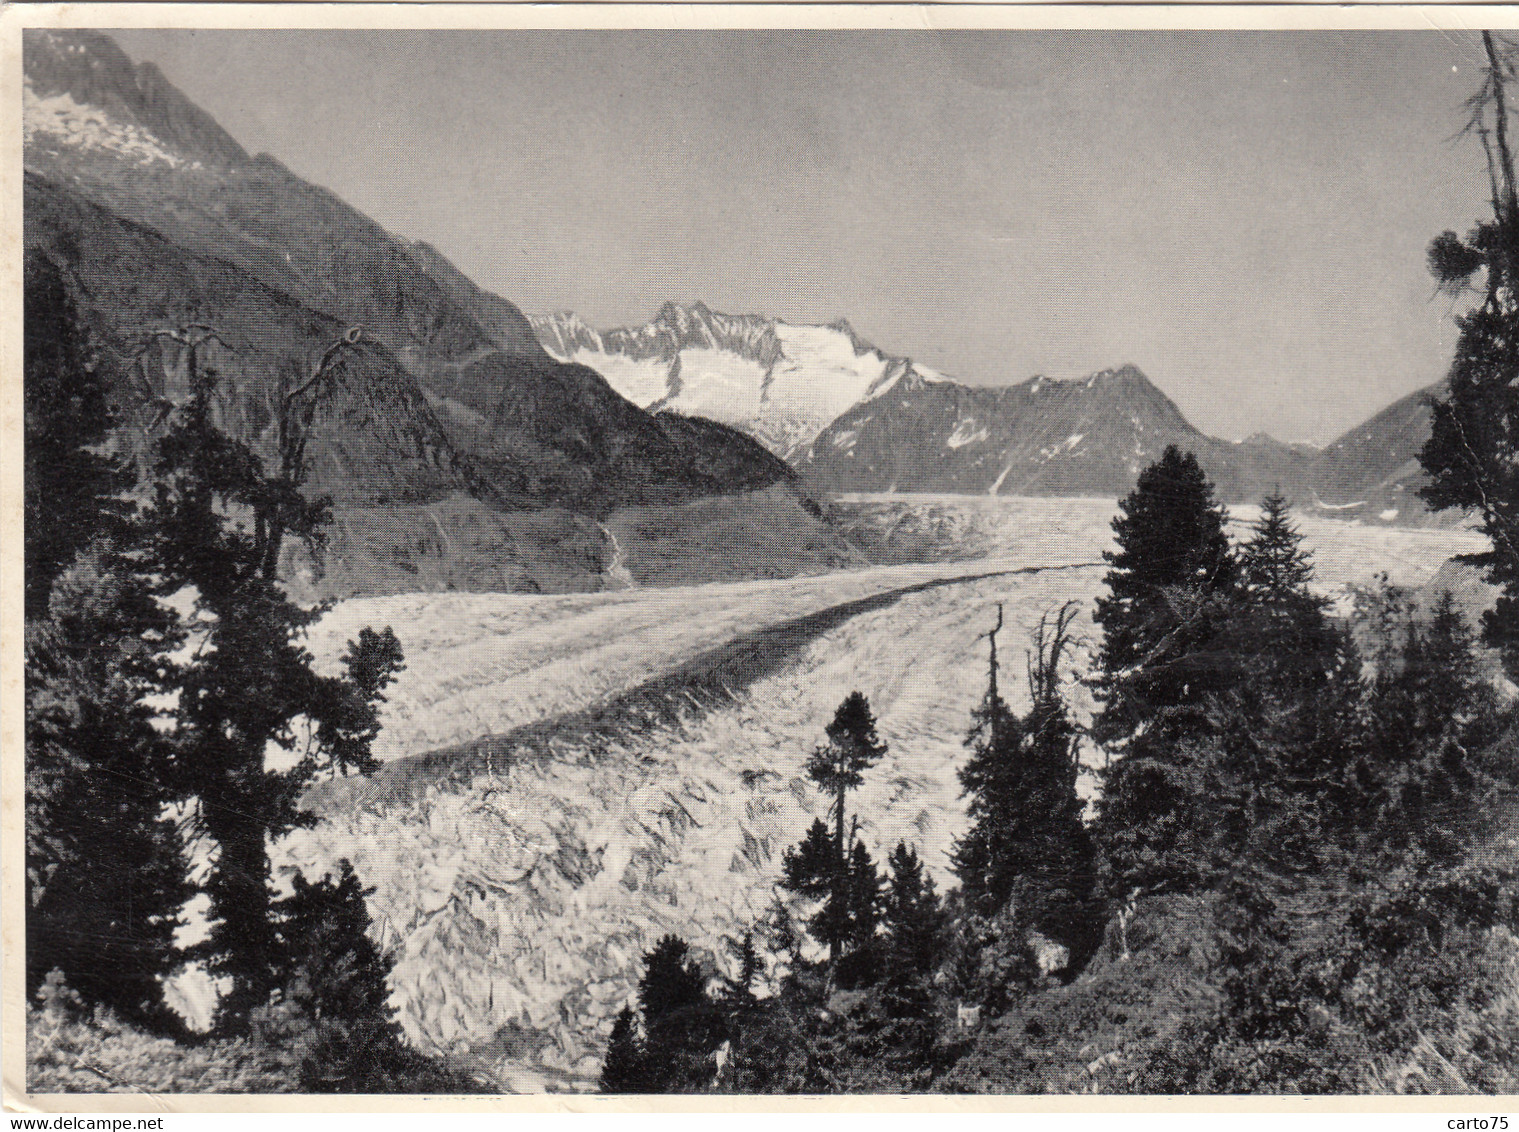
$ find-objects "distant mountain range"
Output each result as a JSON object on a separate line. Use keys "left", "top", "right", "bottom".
{"left": 23, "top": 31, "right": 851, "bottom": 596}
{"left": 797, "top": 363, "right": 1315, "bottom": 501}
{"left": 23, "top": 25, "right": 1457, "bottom": 609}
{"left": 538, "top": 306, "right": 1449, "bottom": 523}
{"left": 803, "top": 365, "right": 1449, "bottom": 523}
{"left": 532, "top": 304, "right": 948, "bottom": 461}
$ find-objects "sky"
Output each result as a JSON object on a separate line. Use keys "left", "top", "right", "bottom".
{"left": 111, "top": 28, "right": 1499, "bottom": 443}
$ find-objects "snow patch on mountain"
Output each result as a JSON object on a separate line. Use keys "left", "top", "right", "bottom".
{"left": 988, "top": 462, "right": 1016, "bottom": 496}
{"left": 651, "top": 348, "right": 768, "bottom": 420}
{"left": 1037, "top": 434, "right": 1086, "bottom": 460}
{"left": 24, "top": 78, "right": 186, "bottom": 169}
{"left": 946, "top": 419, "right": 989, "bottom": 449}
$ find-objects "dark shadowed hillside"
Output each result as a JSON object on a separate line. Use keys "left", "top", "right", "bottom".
{"left": 22, "top": 29, "right": 839, "bottom": 594}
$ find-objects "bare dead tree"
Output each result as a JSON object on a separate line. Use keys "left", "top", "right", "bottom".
{"left": 256, "top": 326, "right": 365, "bottom": 578}
{"left": 1026, "top": 600, "right": 1082, "bottom": 711}
{"left": 981, "top": 602, "right": 1004, "bottom": 701}
{"left": 1462, "top": 33, "right": 1519, "bottom": 295}
{"left": 126, "top": 322, "right": 365, "bottom": 580}
{"left": 114, "top": 324, "right": 236, "bottom": 438}
{"left": 1485, "top": 32, "right": 1519, "bottom": 221}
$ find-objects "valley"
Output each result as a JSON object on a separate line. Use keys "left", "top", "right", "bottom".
{"left": 282, "top": 494, "right": 1488, "bottom": 1091}
{"left": 22, "top": 26, "right": 1514, "bottom": 1100}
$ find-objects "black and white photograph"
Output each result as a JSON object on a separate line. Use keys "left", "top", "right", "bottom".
{"left": 13, "top": 9, "right": 1519, "bottom": 1101}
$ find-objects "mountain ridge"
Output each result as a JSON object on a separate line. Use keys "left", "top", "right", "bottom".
{"left": 797, "top": 360, "right": 1325, "bottom": 503}
{"left": 538, "top": 302, "right": 1451, "bottom": 521}
{"left": 22, "top": 29, "right": 839, "bottom": 595}
{"left": 532, "top": 303, "right": 947, "bottom": 460}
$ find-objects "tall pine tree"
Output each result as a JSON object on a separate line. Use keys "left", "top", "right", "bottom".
{"left": 811, "top": 693, "right": 887, "bottom": 882}
{"left": 1092, "top": 446, "right": 1239, "bottom": 899}
{"left": 145, "top": 333, "right": 404, "bottom": 1032}
{"left": 781, "top": 692, "right": 887, "bottom": 969}
{"left": 1420, "top": 32, "right": 1519, "bottom": 678}
{"left": 24, "top": 255, "right": 190, "bottom": 1023}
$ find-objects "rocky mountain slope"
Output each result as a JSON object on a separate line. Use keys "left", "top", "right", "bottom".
{"left": 804, "top": 363, "right": 1464, "bottom": 523}
{"left": 23, "top": 30, "right": 826, "bottom": 595}
{"left": 1307, "top": 380, "right": 1445, "bottom": 525}
{"left": 532, "top": 303, "right": 947, "bottom": 460}
{"left": 798, "top": 363, "right": 1322, "bottom": 504}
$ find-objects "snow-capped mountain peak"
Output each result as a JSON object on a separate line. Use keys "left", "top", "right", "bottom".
{"left": 532, "top": 303, "right": 948, "bottom": 460}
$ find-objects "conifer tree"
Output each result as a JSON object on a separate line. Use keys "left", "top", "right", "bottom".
{"left": 1304, "top": 626, "right": 1372, "bottom": 817}
{"left": 782, "top": 818, "right": 848, "bottom": 955}
{"left": 25, "top": 549, "right": 191, "bottom": 1022}
{"left": 782, "top": 693, "right": 887, "bottom": 967}
{"left": 1093, "top": 445, "right": 1239, "bottom": 749}
{"left": 259, "top": 860, "right": 411, "bottom": 1091}
{"left": 1204, "top": 493, "right": 1342, "bottom": 868}
{"left": 781, "top": 824, "right": 885, "bottom": 981}
{"left": 635, "top": 934, "right": 721, "bottom": 1092}
{"left": 1235, "top": 492, "right": 1336, "bottom": 697}
{"left": 952, "top": 606, "right": 1026, "bottom": 913}
{"left": 1241, "top": 492, "right": 1316, "bottom": 596}
{"left": 720, "top": 932, "right": 764, "bottom": 1019}
{"left": 1420, "top": 32, "right": 1519, "bottom": 678}
{"left": 1359, "top": 592, "right": 1499, "bottom": 862}
{"left": 145, "top": 337, "right": 404, "bottom": 1032}
{"left": 23, "top": 251, "right": 132, "bottom": 621}
{"left": 880, "top": 843, "right": 943, "bottom": 1023}
{"left": 601, "top": 1007, "right": 647, "bottom": 1093}
{"left": 24, "top": 256, "right": 189, "bottom": 1022}
{"left": 840, "top": 839, "right": 886, "bottom": 984}
{"left": 1411, "top": 591, "right": 1490, "bottom": 738}
{"left": 761, "top": 894, "right": 806, "bottom": 979}
{"left": 1092, "top": 447, "right": 1239, "bottom": 898}
{"left": 954, "top": 604, "right": 1096, "bottom": 955}
{"left": 811, "top": 694, "right": 887, "bottom": 868}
